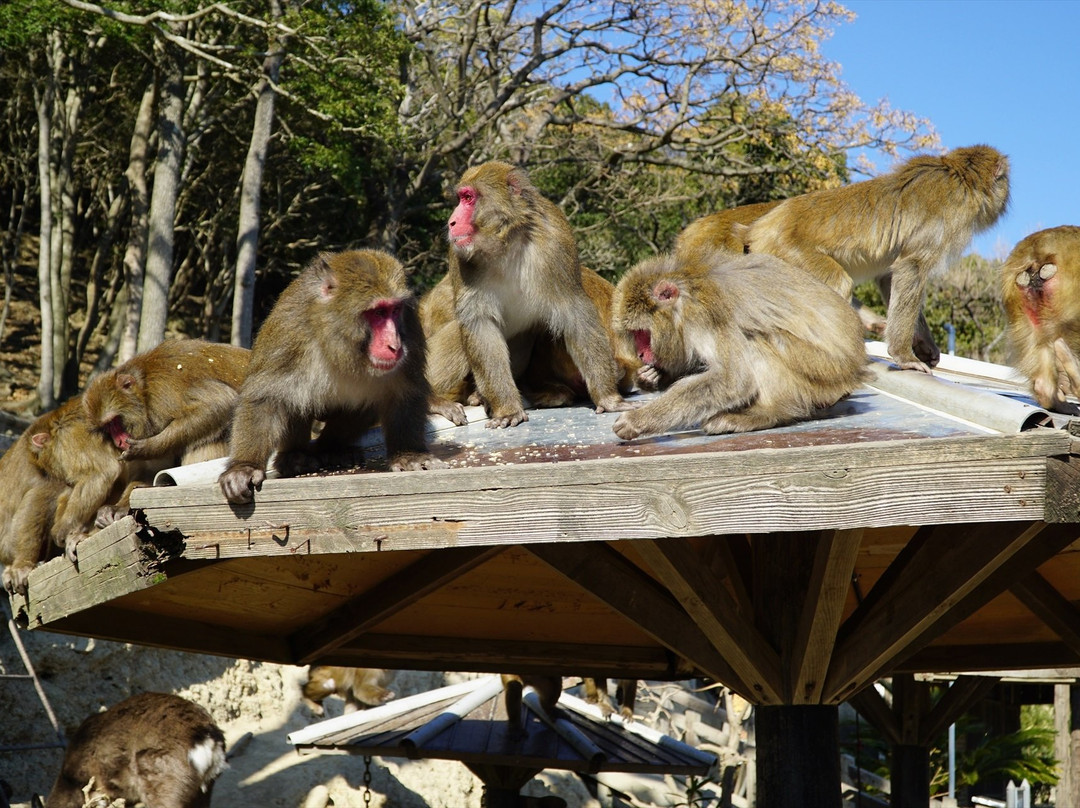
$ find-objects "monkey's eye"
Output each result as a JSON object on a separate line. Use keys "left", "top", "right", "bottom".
{"left": 458, "top": 188, "right": 477, "bottom": 205}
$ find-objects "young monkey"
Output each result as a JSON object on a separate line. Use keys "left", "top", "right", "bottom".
{"left": 219, "top": 249, "right": 444, "bottom": 505}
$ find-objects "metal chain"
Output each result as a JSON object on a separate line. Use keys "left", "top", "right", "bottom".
{"left": 363, "top": 755, "right": 373, "bottom": 807}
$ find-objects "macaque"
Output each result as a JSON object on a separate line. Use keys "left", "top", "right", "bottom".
{"left": 674, "top": 201, "right": 782, "bottom": 256}
{"left": 611, "top": 251, "right": 868, "bottom": 439}
{"left": 431, "top": 160, "right": 635, "bottom": 428}
{"left": 741, "top": 145, "right": 1010, "bottom": 372}
{"left": 0, "top": 406, "right": 70, "bottom": 594}
{"left": 501, "top": 674, "right": 562, "bottom": 735}
{"left": 301, "top": 666, "right": 397, "bottom": 716}
{"left": 45, "top": 692, "right": 226, "bottom": 808}
{"left": 219, "top": 250, "right": 444, "bottom": 505}
{"left": 1001, "top": 225, "right": 1080, "bottom": 412}
{"left": 583, "top": 677, "right": 637, "bottom": 720}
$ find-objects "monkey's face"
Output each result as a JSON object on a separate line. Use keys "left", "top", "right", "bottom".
{"left": 615, "top": 264, "right": 691, "bottom": 375}
{"left": 84, "top": 372, "right": 148, "bottom": 448}
{"left": 361, "top": 299, "right": 408, "bottom": 375}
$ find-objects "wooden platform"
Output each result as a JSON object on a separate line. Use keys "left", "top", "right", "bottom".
{"left": 9, "top": 350, "right": 1080, "bottom": 707}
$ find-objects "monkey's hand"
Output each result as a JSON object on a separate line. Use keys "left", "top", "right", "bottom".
{"left": 594, "top": 394, "right": 640, "bottom": 414}
{"left": 889, "top": 353, "right": 934, "bottom": 374}
{"left": 429, "top": 398, "right": 468, "bottom": 426}
{"left": 1055, "top": 338, "right": 1080, "bottom": 398}
{"left": 95, "top": 503, "right": 125, "bottom": 529}
{"left": 486, "top": 408, "right": 528, "bottom": 429}
{"left": 219, "top": 463, "right": 266, "bottom": 504}
{"left": 64, "top": 531, "right": 89, "bottom": 565}
{"left": 636, "top": 364, "right": 664, "bottom": 391}
{"left": 120, "top": 436, "right": 152, "bottom": 460}
{"left": 2, "top": 564, "right": 32, "bottom": 596}
{"left": 613, "top": 411, "right": 645, "bottom": 441}
{"left": 389, "top": 452, "right": 448, "bottom": 472}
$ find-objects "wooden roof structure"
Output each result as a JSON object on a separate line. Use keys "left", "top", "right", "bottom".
{"left": 286, "top": 675, "right": 716, "bottom": 777}
{"left": 10, "top": 345, "right": 1080, "bottom": 708}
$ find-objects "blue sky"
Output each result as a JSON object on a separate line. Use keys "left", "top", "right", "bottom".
{"left": 823, "top": 0, "right": 1080, "bottom": 260}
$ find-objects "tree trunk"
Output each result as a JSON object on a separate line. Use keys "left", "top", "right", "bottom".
{"left": 138, "top": 37, "right": 186, "bottom": 353}
{"left": 119, "top": 78, "right": 156, "bottom": 363}
{"left": 232, "top": 0, "right": 286, "bottom": 348}
{"left": 34, "top": 62, "right": 56, "bottom": 411}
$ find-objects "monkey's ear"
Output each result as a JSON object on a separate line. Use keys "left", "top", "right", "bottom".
{"left": 507, "top": 171, "right": 523, "bottom": 197}
{"left": 31, "top": 432, "right": 49, "bottom": 449}
{"left": 116, "top": 373, "right": 137, "bottom": 391}
{"left": 652, "top": 280, "right": 680, "bottom": 304}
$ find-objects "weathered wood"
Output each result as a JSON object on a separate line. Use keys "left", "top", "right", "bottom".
{"left": 1046, "top": 455, "right": 1080, "bottom": 522}
{"left": 756, "top": 705, "right": 842, "bottom": 808}
{"left": 631, "top": 537, "right": 783, "bottom": 704}
{"left": 526, "top": 543, "right": 749, "bottom": 694}
{"left": 129, "top": 433, "right": 1064, "bottom": 560}
{"left": 898, "top": 641, "right": 1080, "bottom": 673}
{"left": 891, "top": 744, "right": 931, "bottom": 808}
{"left": 1011, "top": 571, "right": 1080, "bottom": 656}
{"left": 824, "top": 521, "right": 1055, "bottom": 704}
{"left": 849, "top": 685, "right": 901, "bottom": 747}
{"left": 290, "top": 546, "right": 507, "bottom": 664}
{"left": 792, "top": 529, "right": 863, "bottom": 704}
{"left": 919, "top": 675, "right": 999, "bottom": 745}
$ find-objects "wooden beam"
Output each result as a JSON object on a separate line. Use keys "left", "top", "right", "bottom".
{"left": 791, "top": 529, "right": 862, "bottom": 704}
{"left": 632, "top": 537, "right": 783, "bottom": 704}
{"left": 919, "top": 675, "right": 999, "bottom": 746}
{"left": 326, "top": 634, "right": 685, "bottom": 680}
{"left": 1045, "top": 455, "right": 1080, "bottom": 523}
{"left": 824, "top": 521, "right": 1057, "bottom": 704}
{"left": 848, "top": 684, "right": 901, "bottom": 747}
{"left": 898, "top": 642, "right": 1080, "bottom": 673}
{"left": 1011, "top": 571, "right": 1080, "bottom": 657}
{"left": 290, "top": 545, "right": 505, "bottom": 664}
{"left": 526, "top": 542, "right": 751, "bottom": 697}
{"left": 700, "top": 535, "right": 753, "bottom": 616}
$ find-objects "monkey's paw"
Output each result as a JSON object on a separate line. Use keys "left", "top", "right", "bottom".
{"left": 891, "top": 356, "right": 933, "bottom": 374}
{"left": 612, "top": 412, "right": 643, "bottom": 441}
{"left": 430, "top": 398, "right": 468, "bottom": 426}
{"left": 2, "top": 565, "right": 32, "bottom": 596}
{"left": 594, "top": 394, "right": 640, "bottom": 414}
{"left": 486, "top": 409, "right": 528, "bottom": 428}
{"left": 219, "top": 464, "right": 266, "bottom": 505}
{"left": 95, "top": 504, "right": 125, "bottom": 529}
{"left": 65, "top": 532, "right": 88, "bottom": 565}
{"left": 389, "top": 453, "right": 448, "bottom": 472}
{"left": 120, "top": 437, "right": 150, "bottom": 460}
{"left": 636, "top": 365, "right": 663, "bottom": 391}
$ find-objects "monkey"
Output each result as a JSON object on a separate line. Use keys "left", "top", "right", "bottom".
{"left": 44, "top": 692, "right": 226, "bottom": 808}
{"left": 301, "top": 666, "right": 397, "bottom": 716}
{"left": 431, "top": 160, "right": 635, "bottom": 428}
{"left": 674, "top": 201, "right": 782, "bottom": 257}
{"left": 219, "top": 250, "right": 445, "bottom": 505}
{"left": 583, "top": 677, "right": 637, "bottom": 720}
{"left": 611, "top": 250, "right": 869, "bottom": 440}
{"left": 0, "top": 405, "right": 71, "bottom": 594}
{"left": 740, "top": 145, "right": 1010, "bottom": 373}
{"left": 501, "top": 674, "right": 563, "bottom": 735}
{"left": 1000, "top": 225, "right": 1080, "bottom": 412}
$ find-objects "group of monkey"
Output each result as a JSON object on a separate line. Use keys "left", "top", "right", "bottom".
{"left": 11, "top": 143, "right": 1080, "bottom": 807}
{"left": 3, "top": 145, "right": 1080, "bottom": 593}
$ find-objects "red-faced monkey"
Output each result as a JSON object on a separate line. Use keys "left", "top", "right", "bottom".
{"left": 219, "top": 250, "right": 444, "bottom": 505}
{"left": 44, "top": 692, "right": 226, "bottom": 808}
{"left": 611, "top": 251, "right": 868, "bottom": 439}
{"left": 741, "top": 145, "right": 1010, "bottom": 372}
{"left": 301, "top": 666, "right": 397, "bottom": 716}
{"left": 1001, "top": 225, "right": 1080, "bottom": 412}
{"left": 430, "top": 161, "right": 635, "bottom": 428}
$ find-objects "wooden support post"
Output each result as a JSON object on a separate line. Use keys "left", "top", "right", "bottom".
{"left": 891, "top": 744, "right": 931, "bottom": 808}
{"left": 756, "top": 705, "right": 842, "bottom": 808}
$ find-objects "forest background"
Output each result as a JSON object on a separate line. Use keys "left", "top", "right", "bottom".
{"left": 0, "top": 0, "right": 1005, "bottom": 418}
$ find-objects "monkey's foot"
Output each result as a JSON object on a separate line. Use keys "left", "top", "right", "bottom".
{"left": 594, "top": 394, "right": 640, "bottom": 414}
{"left": 486, "top": 409, "right": 528, "bottom": 428}
{"left": 703, "top": 410, "right": 782, "bottom": 434}
{"left": 389, "top": 452, "right": 448, "bottom": 472}
{"left": 612, "top": 412, "right": 645, "bottom": 440}
{"left": 2, "top": 564, "right": 32, "bottom": 596}
{"left": 891, "top": 357, "right": 933, "bottom": 374}
{"left": 219, "top": 464, "right": 266, "bottom": 505}
{"left": 430, "top": 398, "right": 468, "bottom": 426}
{"left": 65, "top": 532, "right": 89, "bottom": 565}
{"left": 95, "top": 504, "right": 125, "bottom": 529}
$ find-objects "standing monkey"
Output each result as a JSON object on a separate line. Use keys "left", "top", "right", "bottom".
{"left": 219, "top": 250, "right": 444, "bottom": 505}
{"left": 1001, "top": 225, "right": 1080, "bottom": 412}
{"left": 674, "top": 200, "right": 782, "bottom": 257}
{"left": 740, "top": 145, "right": 1009, "bottom": 373}
{"left": 430, "top": 161, "right": 635, "bottom": 428}
{"left": 611, "top": 251, "right": 868, "bottom": 439}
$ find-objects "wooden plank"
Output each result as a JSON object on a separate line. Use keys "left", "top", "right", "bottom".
{"left": 919, "top": 675, "right": 999, "bottom": 745}
{"left": 130, "top": 432, "right": 1064, "bottom": 559}
{"left": 791, "top": 529, "right": 863, "bottom": 704}
{"left": 290, "top": 546, "right": 506, "bottom": 663}
{"left": 823, "top": 521, "right": 1055, "bottom": 704}
{"left": 326, "top": 635, "right": 687, "bottom": 680}
{"left": 1011, "top": 571, "right": 1080, "bottom": 656}
{"left": 848, "top": 685, "right": 901, "bottom": 747}
{"left": 1045, "top": 455, "right": 1080, "bottom": 523}
{"left": 631, "top": 537, "right": 783, "bottom": 704}
{"left": 525, "top": 543, "right": 750, "bottom": 694}
{"left": 897, "top": 642, "right": 1080, "bottom": 673}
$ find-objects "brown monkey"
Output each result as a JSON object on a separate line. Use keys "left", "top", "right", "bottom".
{"left": 0, "top": 406, "right": 70, "bottom": 594}
{"left": 583, "top": 677, "right": 637, "bottom": 720}
{"left": 1001, "top": 225, "right": 1080, "bottom": 412}
{"left": 674, "top": 200, "right": 782, "bottom": 256}
{"left": 742, "top": 145, "right": 1010, "bottom": 372}
{"left": 611, "top": 251, "right": 868, "bottom": 439}
{"left": 219, "top": 250, "right": 444, "bottom": 505}
{"left": 433, "top": 160, "right": 635, "bottom": 428}
{"left": 45, "top": 692, "right": 226, "bottom": 808}
{"left": 301, "top": 666, "right": 397, "bottom": 716}
{"left": 501, "top": 674, "right": 563, "bottom": 735}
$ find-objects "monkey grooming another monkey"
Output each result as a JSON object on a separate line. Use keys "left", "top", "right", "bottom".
{"left": 741, "top": 145, "right": 1010, "bottom": 373}
{"left": 301, "top": 666, "right": 397, "bottom": 716}
{"left": 219, "top": 249, "right": 444, "bottom": 505}
{"left": 501, "top": 674, "right": 563, "bottom": 736}
{"left": 611, "top": 251, "right": 868, "bottom": 440}
{"left": 429, "top": 160, "right": 635, "bottom": 428}
{"left": 1001, "top": 225, "right": 1080, "bottom": 412}
{"left": 44, "top": 692, "right": 226, "bottom": 808}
